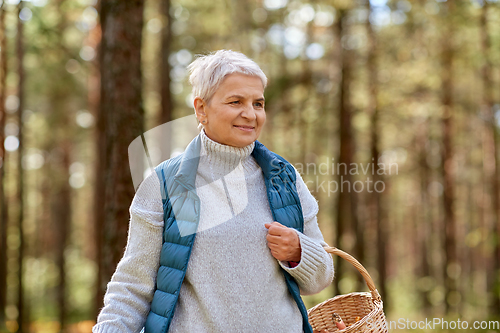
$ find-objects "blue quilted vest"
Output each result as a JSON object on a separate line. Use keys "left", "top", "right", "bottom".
{"left": 144, "top": 135, "right": 313, "bottom": 333}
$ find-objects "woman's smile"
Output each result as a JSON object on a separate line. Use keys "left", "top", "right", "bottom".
{"left": 234, "top": 124, "right": 255, "bottom": 132}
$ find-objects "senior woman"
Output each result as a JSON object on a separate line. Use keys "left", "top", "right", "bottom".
{"left": 93, "top": 50, "right": 334, "bottom": 333}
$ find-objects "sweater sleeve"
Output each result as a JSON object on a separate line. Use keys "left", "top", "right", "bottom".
{"left": 278, "top": 168, "right": 335, "bottom": 295}
{"left": 92, "top": 171, "right": 164, "bottom": 333}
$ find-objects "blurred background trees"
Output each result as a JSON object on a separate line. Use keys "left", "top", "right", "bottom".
{"left": 1, "top": 0, "right": 500, "bottom": 332}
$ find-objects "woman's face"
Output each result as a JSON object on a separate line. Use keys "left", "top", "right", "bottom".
{"left": 194, "top": 73, "right": 266, "bottom": 148}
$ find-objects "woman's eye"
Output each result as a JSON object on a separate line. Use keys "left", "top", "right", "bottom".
{"left": 230, "top": 101, "right": 239, "bottom": 104}
{"left": 254, "top": 102, "right": 264, "bottom": 108}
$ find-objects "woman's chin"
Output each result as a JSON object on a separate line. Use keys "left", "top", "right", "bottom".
{"left": 231, "top": 140, "right": 255, "bottom": 148}
{"left": 205, "top": 127, "right": 259, "bottom": 147}
{"left": 228, "top": 136, "right": 257, "bottom": 148}
{"left": 228, "top": 130, "right": 258, "bottom": 146}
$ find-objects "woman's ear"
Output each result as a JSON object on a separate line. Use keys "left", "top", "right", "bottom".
{"left": 194, "top": 97, "right": 207, "bottom": 123}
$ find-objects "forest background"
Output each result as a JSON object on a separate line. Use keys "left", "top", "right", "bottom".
{"left": 1, "top": 0, "right": 500, "bottom": 332}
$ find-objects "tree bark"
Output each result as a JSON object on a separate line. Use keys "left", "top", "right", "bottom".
{"left": 299, "top": 20, "right": 313, "bottom": 165}
{"left": 333, "top": 8, "right": 357, "bottom": 294}
{"left": 92, "top": 0, "right": 106, "bottom": 317}
{"left": 417, "top": 120, "right": 432, "bottom": 312}
{"left": 158, "top": 0, "right": 173, "bottom": 161}
{"left": 480, "top": 1, "right": 500, "bottom": 315}
{"left": 16, "top": 2, "right": 26, "bottom": 331}
{"left": 366, "top": 0, "right": 387, "bottom": 307}
{"left": 0, "top": 3, "right": 8, "bottom": 326}
{"left": 95, "top": 0, "right": 145, "bottom": 315}
{"left": 440, "top": 0, "right": 458, "bottom": 315}
{"left": 53, "top": 141, "right": 71, "bottom": 333}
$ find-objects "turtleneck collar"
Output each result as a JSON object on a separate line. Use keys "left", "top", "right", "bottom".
{"left": 199, "top": 129, "right": 258, "bottom": 176}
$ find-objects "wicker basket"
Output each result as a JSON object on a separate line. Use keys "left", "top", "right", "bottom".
{"left": 308, "top": 247, "right": 388, "bottom": 333}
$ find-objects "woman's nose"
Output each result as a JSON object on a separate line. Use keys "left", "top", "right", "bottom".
{"left": 240, "top": 104, "right": 257, "bottom": 120}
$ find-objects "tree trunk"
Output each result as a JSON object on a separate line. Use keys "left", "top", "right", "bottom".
{"left": 417, "top": 120, "right": 432, "bottom": 312}
{"left": 158, "top": 0, "right": 173, "bottom": 161}
{"left": 0, "top": 3, "right": 8, "bottom": 326}
{"left": 480, "top": 1, "right": 500, "bottom": 315}
{"left": 366, "top": 0, "right": 387, "bottom": 307}
{"left": 405, "top": 0, "right": 431, "bottom": 313}
{"left": 16, "top": 2, "right": 26, "bottom": 331}
{"left": 333, "top": 8, "right": 357, "bottom": 294}
{"left": 440, "top": 0, "right": 458, "bottom": 315}
{"left": 93, "top": 0, "right": 106, "bottom": 317}
{"left": 53, "top": 141, "right": 71, "bottom": 333}
{"left": 299, "top": 20, "right": 313, "bottom": 165}
{"left": 96, "top": 0, "right": 145, "bottom": 315}
{"left": 43, "top": 3, "right": 74, "bottom": 329}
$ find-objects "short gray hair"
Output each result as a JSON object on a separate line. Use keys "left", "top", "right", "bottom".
{"left": 187, "top": 50, "right": 268, "bottom": 105}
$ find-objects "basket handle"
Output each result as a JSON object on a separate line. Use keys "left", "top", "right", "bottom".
{"left": 323, "top": 246, "right": 382, "bottom": 302}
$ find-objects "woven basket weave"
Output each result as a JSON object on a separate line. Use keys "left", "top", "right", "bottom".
{"left": 308, "top": 247, "right": 388, "bottom": 333}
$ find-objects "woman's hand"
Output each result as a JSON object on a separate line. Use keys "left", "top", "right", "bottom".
{"left": 264, "top": 222, "right": 301, "bottom": 262}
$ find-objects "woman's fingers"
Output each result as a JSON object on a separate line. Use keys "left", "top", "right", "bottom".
{"left": 264, "top": 222, "right": 301, "bottom": 261}
{"left": 264, "top": 221, "right": 285, "bottom": 235}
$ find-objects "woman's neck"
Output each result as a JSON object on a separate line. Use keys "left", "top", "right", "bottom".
{"left": 199, "top": 129, "right": 256, "bottom": 176}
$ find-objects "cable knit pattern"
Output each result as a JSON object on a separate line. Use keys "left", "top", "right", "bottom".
{"left": 93, "top": 131, "right": 334, "bottom": 333}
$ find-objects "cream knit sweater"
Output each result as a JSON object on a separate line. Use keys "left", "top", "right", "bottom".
{"left": 93, "top": 131, "right": 334, "bottom": 333}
